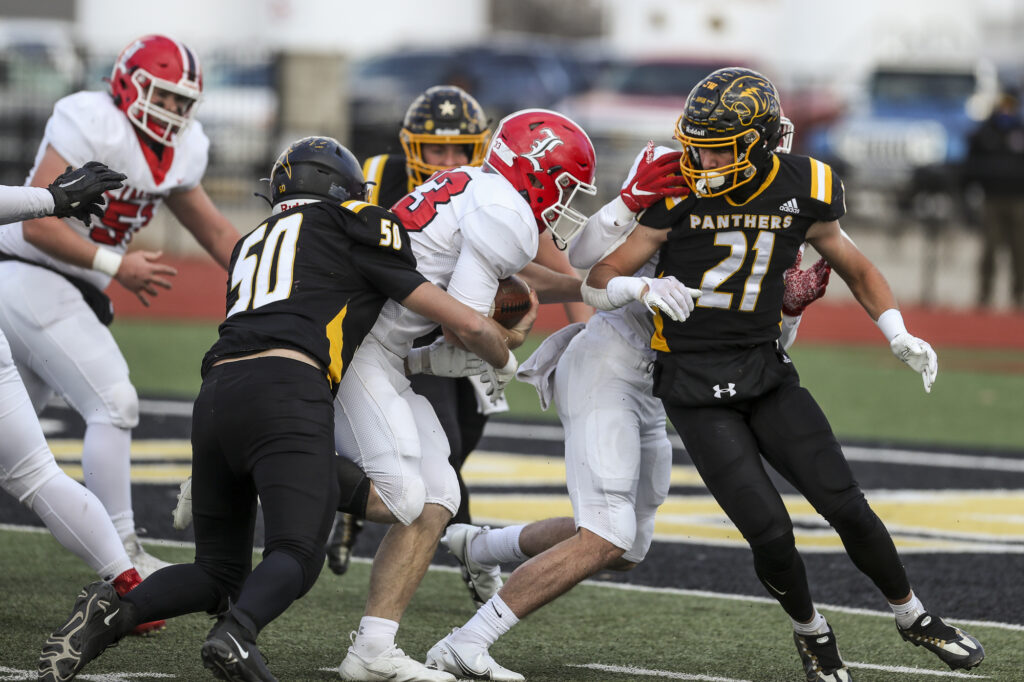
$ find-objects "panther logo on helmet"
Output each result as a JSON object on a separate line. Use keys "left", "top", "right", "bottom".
{"left": 722, "top": 74, "right": 775, "bottom": 126}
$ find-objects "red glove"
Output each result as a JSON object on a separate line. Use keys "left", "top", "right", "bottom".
{"left": 782, "top": 251, "right": 831, "bottom": 316}
{"left": 619, "top": 141, "right": 690, "bottom": 212}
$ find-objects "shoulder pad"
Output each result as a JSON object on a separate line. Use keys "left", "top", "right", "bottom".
{"left": 639, "top": 193, "right": 696, "bottom": 230}
{"left": 330, "top": 200, "right": 416, "bottom": 266}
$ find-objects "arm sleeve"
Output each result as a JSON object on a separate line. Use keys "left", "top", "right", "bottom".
{"left": 779, "top": 313, "right": 801, "bottom": 351}
{"left": 0, "top": 186, "right": 55, "bottom": 224}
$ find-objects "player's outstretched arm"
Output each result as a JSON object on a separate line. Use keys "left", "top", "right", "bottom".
{"left": 807, "top": 220, "right": 937, "bottom": 392}
{"left": 583, "top": 223, "right": 700, "bottom": 322}
{"left": 166, "top": 185, "right": 241, "bottom": 270}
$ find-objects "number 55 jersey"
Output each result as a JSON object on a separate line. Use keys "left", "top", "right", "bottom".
{"left": 0, "top": 91, "right": 209, "bottom": 291}
{"left": 642, "top": 153, "right": 845, "bottom": 352}
{"left": 203, "top": 200, "right": 426, "bottom": 392}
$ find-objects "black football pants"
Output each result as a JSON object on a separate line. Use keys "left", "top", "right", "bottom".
{"left": 123, "top": 358, "right": 339, "bottom": 632}
{"left": 663, "top": 379, "right": 910, "bottom": 620}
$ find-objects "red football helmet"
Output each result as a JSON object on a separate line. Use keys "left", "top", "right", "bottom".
{"left": 109, "top": 35, "right": 203, "bottom": 147}
{"left": 484, "top": 109, "right": 597, "bottom": 249}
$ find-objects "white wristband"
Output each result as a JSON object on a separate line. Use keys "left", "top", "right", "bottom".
{"left": 876, "top": 308, "right": 907, "bottom": 342}
{"left": 610, "top": 195, "right": 638, "bottom": 226}
{"left": 499, "top": 350, "right": 518, "bottom": 374}
{"left": 92, "top": 247, "right": 123, "bottom": 277}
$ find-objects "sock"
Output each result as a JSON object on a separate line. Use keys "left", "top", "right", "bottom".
{"left": 792, "top": 609, "right": 830, "bottom": 636}
{"left": 352, "top": 616, "right": 399, "bottom": 660}
{"left": 29, "top": 473, "right": 132, "bottom": 579}
{"left": 890, "top": 591, "right": 926, "bottom": 629}
{"left": 451, "top": 594, "right": 519, "bottom": 649}
{"left": 81, "top": 423, "right": 134, "bottom": 540}
{"left": 471, "top": 525, "right": 528, "bottom": 565}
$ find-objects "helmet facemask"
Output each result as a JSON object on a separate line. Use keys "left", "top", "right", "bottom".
{"left": 399, "top": 131, "right": 488, "bottom": 185}
{"left": 537, "top": 169, "right": 598, "bottom": 249}
{"left": 127, "top": 72, "right": 201, "bottom": 147}
{"left": 676, "top": 120, "right": 763, "bottom": 198}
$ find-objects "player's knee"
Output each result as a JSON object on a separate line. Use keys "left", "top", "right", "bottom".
{"left": 374, "top": 472, "right": 426, "bottom": 526}
{"left": 93, "top": 380, "right": 139, "bottom": 429}
{"left": 751, "top": 530, "right": 798, "bottom": 574}
{"left": 827, "top": 493, "right": 882, "bottom": 539}
{"left": 422, "top": 458, "right": 460, "bottom": 517}
{"left": 2, "top": 449, "right": 62, "bottom": 504}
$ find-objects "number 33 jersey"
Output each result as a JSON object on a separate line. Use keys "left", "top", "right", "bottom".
{"left": 642, "top": 153, "right": 845, "bottom": 352}
{"left": 369, "top": 165, "right": 539, "bottom": 357}
{"left": 0, "top": 91, "right": 209, "bottom": 291}
{"left": 203, "top": 200, "right": 427, "bottom": 392}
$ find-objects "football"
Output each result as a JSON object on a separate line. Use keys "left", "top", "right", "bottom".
{"left": 490, "top": 275, "right": 531, "bottom": 328}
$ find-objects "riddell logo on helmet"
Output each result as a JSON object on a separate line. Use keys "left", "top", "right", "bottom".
{"left": 684, "top": 126, "right": 706, "bottom": 137}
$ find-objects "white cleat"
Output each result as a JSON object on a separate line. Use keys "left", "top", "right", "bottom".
{"left": 123, "top": 534, "right": 172, "bottom": 579}
{"left": 426, "top": 631, "right": 524, "bottom": 682}
{"left": 442, "top": 524, "right": 502, "bottom": 606}
{"left": 338, "top": 635, "right": 456, "bottom": 682}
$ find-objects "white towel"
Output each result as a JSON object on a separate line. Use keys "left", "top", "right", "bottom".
{"left": 515, "top": 322, "right": 586, "bottom": 411}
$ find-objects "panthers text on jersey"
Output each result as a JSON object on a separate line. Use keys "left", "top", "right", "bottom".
{"left": 367, "top": 164, "right": 539, "bottom": 358}
{"left": 642, "top": 153, "right": 845, "bottom": 352}
{"left": 0, "top": 91, "right": 209, "bottom": 291}
{"left": 203, "top": 200, "right": 426, "bottom": 392}
{"left": 362, "top": 153, "right": 415, "bottom": 210}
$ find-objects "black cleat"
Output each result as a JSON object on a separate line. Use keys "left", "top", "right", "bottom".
{"left": 201, "top": 612, "right": 277, "bottom": 681}
{"left": 326, "top": 512, "right": 363, "bottom": 576}
{"left": 793, "top": 627, "right": 852, "bottom": 682}
{"left": 39, "top": 581, "right": 132, "bottom": 681}
{"left": 898, "top": 612, "right": 985, "bottom": 670}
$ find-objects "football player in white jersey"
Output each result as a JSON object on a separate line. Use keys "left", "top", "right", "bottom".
{"left": 334, "top": 109, "right": 597, "bottom": 682}
{"left": 0, "top": 35, "right": 240, "bottom": 578}
{"left": 0, "top": 165, "right": 165, "bottom": 635}
{"left": 426, "top": 128, "right": 833, "bottom": 682}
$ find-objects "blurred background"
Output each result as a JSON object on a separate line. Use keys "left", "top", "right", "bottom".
{"left": 1, "top": 0, "right": 1023, "bottom": 312}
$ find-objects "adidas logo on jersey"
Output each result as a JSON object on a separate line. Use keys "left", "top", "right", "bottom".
{"left": 779, "top": 198, "right": 800, "bottom": 214}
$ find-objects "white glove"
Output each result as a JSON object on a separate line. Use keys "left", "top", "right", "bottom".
{"left": 405, "top": 338, "right": 486, "bottom": 377}
{"left": 640, "top": 276, "right": 701, "bottom": 322}
{"left": 890, "top": 332, "right": 938, "bottom": 393}
{"left": 479, "top": 351, "right": 519, "bottom": 404}
{"left": 172, "top": 476, "right": 193, "bottom": 530}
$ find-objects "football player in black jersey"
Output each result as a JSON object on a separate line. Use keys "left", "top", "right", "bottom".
{"left": 39, "top": 137, "right": 516, "bottom": 682}
{"left": 583, "top": 68, "right": 983, "bottom": 681}
{"left": 327, "top": 85, "right": 591, "bottom": 576}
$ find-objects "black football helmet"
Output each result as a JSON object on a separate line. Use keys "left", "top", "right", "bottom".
{"left": 399, "top": 85, "right": 490, "bottom": 185}
{"left": 674, "top": 67, "right": 783, "bottom": 197}
{"left": 269, "top": 136, "right": 368, "bottom": 207}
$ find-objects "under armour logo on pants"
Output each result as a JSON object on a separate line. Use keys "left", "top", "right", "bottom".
{"left": 713, "top": 383, "right": 737, "bottom": 399}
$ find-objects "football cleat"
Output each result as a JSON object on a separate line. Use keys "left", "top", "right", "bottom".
{"left": 442, "top": 524, "right": 503, "bottom": 606}
{"left": 123, "top": 534, "right": 172, "bottom": 579}
{"left": 111, "top": 568, "right": 166, "bottom": 636}
{"left": 201, "top": 612, "right": 278, "bottom": 681}
{"left": 898, "top": 613, "right": 985, "bottom": 670}
{"left": 793, "top": 627, "right": 852, "bottom": 682}
{"left": 39, "top": 581, "right": 131, "bottom": 681}
{"left": 338, "top": 632, "right": 456, "bottom": 682}
{"left": 326, "top": 512, "right": 364, "bottom": 576}
{"left": 426, "top": 630, "right": 525, "bottom": 682}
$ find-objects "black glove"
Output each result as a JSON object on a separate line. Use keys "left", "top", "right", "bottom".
{"left": 47, "top": 162, "right": 127, "bottom": 226}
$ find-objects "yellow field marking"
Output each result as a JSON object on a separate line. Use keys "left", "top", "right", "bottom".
{"left": 462, "top": 452, "right": 706, "bottom": 486}
{"left": 470, "top": 491, "right": 1024, "bottom": 552}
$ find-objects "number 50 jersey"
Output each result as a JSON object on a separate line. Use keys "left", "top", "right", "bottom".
{"left": 203, "top": 200, "right": 426, "bottom": 392}
{"left": 642, "top": 153, "right": 845, "bottom": 352}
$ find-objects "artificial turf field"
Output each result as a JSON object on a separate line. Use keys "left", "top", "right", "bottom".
{"left": 1, "top": 318, "right": 1022, "bottom": 680}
